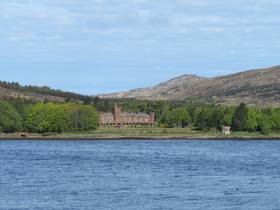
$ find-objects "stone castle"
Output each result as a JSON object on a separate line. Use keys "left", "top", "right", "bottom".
{"left": 99, "top": 104, "right": 155, "bottom": 128}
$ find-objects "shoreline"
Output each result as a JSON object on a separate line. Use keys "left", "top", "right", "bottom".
{"left": 1, "top": 135, "right": 280, "bottom": 140}
{"left": 1, "top": 128, "right": 279, "bottom": 141}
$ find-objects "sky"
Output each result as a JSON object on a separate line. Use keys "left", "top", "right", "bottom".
{"left": 0, "top": 0, "right": 280, "bottom": 95}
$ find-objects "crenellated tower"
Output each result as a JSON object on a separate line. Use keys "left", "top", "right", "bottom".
{"left": 114, "top": 103, "right": 122, "bottom": 127}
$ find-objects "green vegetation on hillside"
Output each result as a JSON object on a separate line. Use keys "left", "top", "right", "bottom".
{"left": 0, "top": 81, "right": 96, "bottom": 103}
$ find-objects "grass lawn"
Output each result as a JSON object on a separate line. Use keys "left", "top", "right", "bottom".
{"left": 61, "top": 127, "right": 280, "bottom": 139}
{"left": 2, "top": 128, "right": 280, "bottom": 140}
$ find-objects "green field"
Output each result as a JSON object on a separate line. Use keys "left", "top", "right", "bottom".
{"left": 1, "top": 127, "right": 280, "bottom": 140}
{"left": 60, "top": 127, "right": 280, "bottom": 139}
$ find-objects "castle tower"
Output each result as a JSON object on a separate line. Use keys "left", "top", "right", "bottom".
{"left": 114, "top": 103, "right": 122, "bottom": 127}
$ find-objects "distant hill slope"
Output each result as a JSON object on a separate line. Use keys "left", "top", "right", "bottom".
{"left": 0, "top": 81, "right": 93, "bottom": 103}
{"left": 99, "top": 65, "right": 280, "bottom": 106}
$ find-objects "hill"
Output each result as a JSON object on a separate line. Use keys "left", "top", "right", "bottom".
{"left": 99, "top": 65, "right": 280, "bottom": 106}
{"left": 0, "top": 81, "right": 93, "bottom": 103}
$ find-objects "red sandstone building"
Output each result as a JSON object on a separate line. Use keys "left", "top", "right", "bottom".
{"left": 99, "top": 104, "right": 155, "bottom": 128}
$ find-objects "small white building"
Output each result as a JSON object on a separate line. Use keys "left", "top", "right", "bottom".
{"left": 222, "top": 126, "right": 231, "bottom": 135}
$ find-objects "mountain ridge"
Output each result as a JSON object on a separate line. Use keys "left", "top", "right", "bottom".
{"left": 99, "top": 65, "right": 280, "bottom": 106}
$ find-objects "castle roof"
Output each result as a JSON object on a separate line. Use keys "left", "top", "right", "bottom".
{"left": 101, "top": 112, "right": 114, "bottom": 117}
{"left": 120, "top": 112, "right": 150, "bottom": 117}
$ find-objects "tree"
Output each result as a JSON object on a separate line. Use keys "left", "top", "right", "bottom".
{"left": 167, "top": 107, "right": 191, "bottom": 128}
{"left": 10, "top": 98, "right": 33, "bottom": 122}
{"left": 223, "top": 107, "right": 235, "bottom": 126}
{"left": 208, "top": 107, "right": 225, "bottom": 131}
{"left": 185, "top": 102, "right": 195, "bottom": 123}
{"left": 271, "top": 109, "right": 280, "bottom": 132}
{"left": 245, "top": 108, "right": 259, "bottom": 132}
{"left": 25, "top": 103, "right": 65, "bottom": 133}
{"left": 0, "top": 100, "right": 22, "bottom": 133}
{"left": 64, "top": 103, "right": 99, "bottom": 131}
{"left": 258, "top": 114, "right": 272, "bottom": 135}
{"left": 157, "top": 104, "right": 171, "bottom": 127}
{"left": 194, "top": 108, "right": 211, "bottom": 130}
{"left": 232, "top": 103, "right": 248, "bottom": 131}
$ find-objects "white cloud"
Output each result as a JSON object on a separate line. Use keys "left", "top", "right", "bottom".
{"left": 0, "top": 0, "right": 279, "bottom": 63}
{"left": 0, "top": 0, "right": 278, "bottom": 38}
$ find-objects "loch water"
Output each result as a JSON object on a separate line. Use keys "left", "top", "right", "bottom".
{"left": 1, "top": 140, "right": 280, "bottom": 210}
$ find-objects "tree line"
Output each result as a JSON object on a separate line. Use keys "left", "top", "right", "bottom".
{"left": 94, "top": 99, "right": 280, "bottom": 134}
{"left": 157, "top": 102, "right": 280, "bottom": 134}
{"left": 0, "top": 98, "right": 279, "bottom": 134}
{"left": 0, "top": 99, "right": 99, "bottom": 133}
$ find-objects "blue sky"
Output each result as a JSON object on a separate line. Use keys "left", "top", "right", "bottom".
{"left": 0, "top": 0, "right": 280, "bottom": 95}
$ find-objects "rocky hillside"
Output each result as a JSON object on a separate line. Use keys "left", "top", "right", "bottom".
{"left": 100, "top": 75, "right": 209, "bottom": 101}
{"left": 99, "top": 65, "right": 280, "bottom": 106}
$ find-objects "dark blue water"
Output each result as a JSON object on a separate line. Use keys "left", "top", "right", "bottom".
{"left": 1, "top": 140, "right": 280, "bottom": 210}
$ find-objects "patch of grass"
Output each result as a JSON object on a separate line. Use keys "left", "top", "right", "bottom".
{"left": 62, "top": 128, "right": 280, "bottom": 138}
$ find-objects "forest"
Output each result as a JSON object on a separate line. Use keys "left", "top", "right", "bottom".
{"left": 0, "top": 99, "right": 99, "bottom": 134}
{"left": 0, "top": 97, "right": 280, "bottom": 135}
